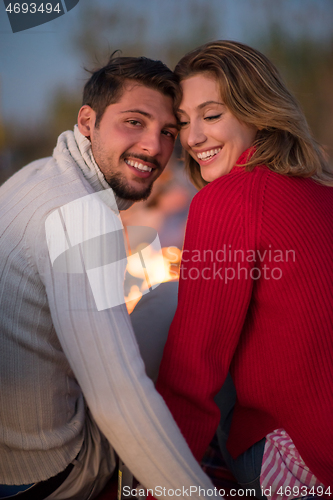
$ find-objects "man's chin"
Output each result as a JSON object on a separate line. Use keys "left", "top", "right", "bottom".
{"left": 107, "top": 177, "right": 153, "bottom": 202}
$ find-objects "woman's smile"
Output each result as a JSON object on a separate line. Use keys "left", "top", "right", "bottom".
{"left": 178, "top": 73, "right": 257, "bottom": 182}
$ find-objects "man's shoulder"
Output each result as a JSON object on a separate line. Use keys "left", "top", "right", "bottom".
{"left": 0, "top": 154, "right": 96, "bottom": 242}
{"left": 0, "top": 156, "right": 52, "bottom": 190}
{"left": 1, "top": 155, "right": 92, "bottom": 210}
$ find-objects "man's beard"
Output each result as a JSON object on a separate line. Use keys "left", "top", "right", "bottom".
{"left": 106, "top": 171, "right": 154, "bottom": 201}
{"left": 91, "top": 137, "right": 157, "bottom": 201}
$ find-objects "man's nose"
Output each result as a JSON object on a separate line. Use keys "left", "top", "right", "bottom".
{"left": 187, "top": 121, "right": 206, "bottom": 148}
{"left": 139, "top": 130, "right": 162, "bottom": 157}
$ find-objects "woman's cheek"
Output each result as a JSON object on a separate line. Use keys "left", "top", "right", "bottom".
{"left": 179, "top": 130, "right": 188, "bottom": 150}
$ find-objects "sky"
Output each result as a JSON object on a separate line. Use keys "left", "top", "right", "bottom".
{"left": 1, "top": 0, "right": 333, "bottom": 125}
{"left": 0, "top": 1, "right": 82, "bottom": 124}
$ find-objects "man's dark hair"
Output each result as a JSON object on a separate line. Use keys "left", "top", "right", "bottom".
{"left": 82, "top": 54, "right": 180, "bottom": 127}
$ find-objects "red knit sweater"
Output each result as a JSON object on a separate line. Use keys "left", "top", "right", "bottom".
{"left": 156, "top": 152, "right": 333, "bottom": 488}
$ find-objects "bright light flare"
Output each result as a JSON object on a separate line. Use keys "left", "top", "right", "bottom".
{"left": 125, "top": 246, "right": 181, "bottom": 313}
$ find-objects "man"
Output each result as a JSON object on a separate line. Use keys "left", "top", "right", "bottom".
{"left": 0, "top": 56, "right": 220, "bottom": 499}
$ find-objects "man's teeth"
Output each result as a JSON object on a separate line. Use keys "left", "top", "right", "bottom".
{"left": 197, "top": 148, "right": 221, "bottom": 160}
{"left": 125, "top": 159, "right": 152, "bottom": 172}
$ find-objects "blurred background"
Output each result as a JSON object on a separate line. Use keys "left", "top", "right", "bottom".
{"left": 1, "top": 0, "right": 333, "bottom": 308}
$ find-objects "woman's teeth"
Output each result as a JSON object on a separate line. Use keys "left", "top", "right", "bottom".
{"left": 197, "top": 148, "right": 221, "bottom": 160}
{"left": 125, "top": 159, "right": 152, "bottom": 172}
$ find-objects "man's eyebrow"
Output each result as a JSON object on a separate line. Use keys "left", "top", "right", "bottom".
{"left": 178, "top": 101, "right": 224, "bottom": 114}
{"left": 120, "top": 109, "right": 178, "bottom": 129}
{"left": 120, "top": 109, "right": 151, "bottom": 117}
{"left": 165, "top": 122, "right": 179, "bottom": 130}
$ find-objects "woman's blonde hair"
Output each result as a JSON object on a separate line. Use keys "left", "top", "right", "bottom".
{"left": 175, "top": 40, "right": 333, "bottom": 189}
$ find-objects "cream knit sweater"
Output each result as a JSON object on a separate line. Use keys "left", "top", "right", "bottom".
{"left": 0, "top": 128, "right": 220, "bottom": 498}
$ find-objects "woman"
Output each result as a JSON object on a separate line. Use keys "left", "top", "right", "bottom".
{"left": 156, "top": 41, "right": 333, "bottom": 495}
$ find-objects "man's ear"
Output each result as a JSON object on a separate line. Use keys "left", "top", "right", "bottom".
{"left": 77, "top": 105, "right": 96, "bottom": 139}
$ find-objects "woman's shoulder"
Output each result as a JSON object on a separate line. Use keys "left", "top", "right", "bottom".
{"left": 193, "top": 162, "right": 329, "bottom": 210}
{"left": 192, "top": 163, "right": 269, "bottom": 209}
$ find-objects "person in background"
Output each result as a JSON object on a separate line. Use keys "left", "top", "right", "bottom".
{"left": 156, "top": 40, "right": 333, "bottom": 496}
{"left": 0, "top": 55, "right": 221, "bottom": 500}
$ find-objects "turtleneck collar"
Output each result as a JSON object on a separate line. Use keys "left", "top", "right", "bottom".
{"left": 73, "top": 125, "right": 134, "bottom": 211}
{"left": 53, "top": 125, "right": 133, "bottom": 211}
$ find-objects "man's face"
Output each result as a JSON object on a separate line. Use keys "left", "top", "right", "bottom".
{"left": 81, "top": 82, "right": 178, "bottom": 201}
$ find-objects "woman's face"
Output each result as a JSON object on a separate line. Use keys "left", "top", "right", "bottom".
{"left": 178, "top": 73, "right": 257, "bottom": 182}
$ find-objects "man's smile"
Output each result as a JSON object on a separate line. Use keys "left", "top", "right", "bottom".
{"left": 122, "top": 152, "right": 161, "bottom": 179}
{"left": 124, "top": 159, "right": 153, "bottom": 172}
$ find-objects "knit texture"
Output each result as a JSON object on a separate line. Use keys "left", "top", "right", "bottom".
{"left": 157, "top": 150, "right": 333, "bottom": 488}
{"left": 0, "top": 128, "right": 221, "bottom": 499}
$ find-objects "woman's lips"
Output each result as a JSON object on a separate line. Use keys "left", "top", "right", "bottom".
{"left": 195, "top": 147, "right": 222, "bottom": 165}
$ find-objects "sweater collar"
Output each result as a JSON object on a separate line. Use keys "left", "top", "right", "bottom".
{"left": 53, "top": 126, "right": 134, "bottom": 211}
{"left": 234, "top": 146, "right": 255, "bottom": 167}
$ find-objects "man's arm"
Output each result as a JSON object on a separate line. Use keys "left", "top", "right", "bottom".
{"left": 36, "top": 192, "right": 221, "bottom": 499}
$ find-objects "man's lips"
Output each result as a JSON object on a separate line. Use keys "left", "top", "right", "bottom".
{"left": 121, "top": 153, "right": 160, "bottom": 178}
{"left": 125, "top": 158, "right": 154, "bottom": 173}
{"left": 121, "top": 153, "right": 160, "bottom": 169}
{"left": 124, "top": 158, "right": 158, "bottom": 178}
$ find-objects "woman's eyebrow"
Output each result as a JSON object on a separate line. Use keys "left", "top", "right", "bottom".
{"left": 178, "top": 101, "right": 225, "bottom": 114}
{"left": 197, "top": 100, "right": 224, "bottom": 110}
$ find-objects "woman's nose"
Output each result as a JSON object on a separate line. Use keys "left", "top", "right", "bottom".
{"left": 185, "top": 121, "right": 207, "bottom": 148}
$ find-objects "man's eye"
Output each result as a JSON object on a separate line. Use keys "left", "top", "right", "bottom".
{"left": 162, "top": 130, "right": 176, "bottom": 139}
{"left": 205, "top": 114, "right": 222, "bottom": 121}
{"left": 127, "top": 120, "right": 142, "bottom": 126}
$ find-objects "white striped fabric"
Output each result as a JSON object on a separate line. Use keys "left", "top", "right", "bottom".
{"left": 260, "top": 429, "right": 324, "bottom": 499}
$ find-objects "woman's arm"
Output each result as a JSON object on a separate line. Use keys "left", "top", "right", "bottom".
{"left": 157, "top": 170, "right": 264, "bottom": 462}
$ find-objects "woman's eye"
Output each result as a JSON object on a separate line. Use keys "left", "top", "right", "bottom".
{"left": 205, "top": 114, "right": 222, "bottom": 121}
{"left": 178, "top": 121, "right": 189, "bottom": 128}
